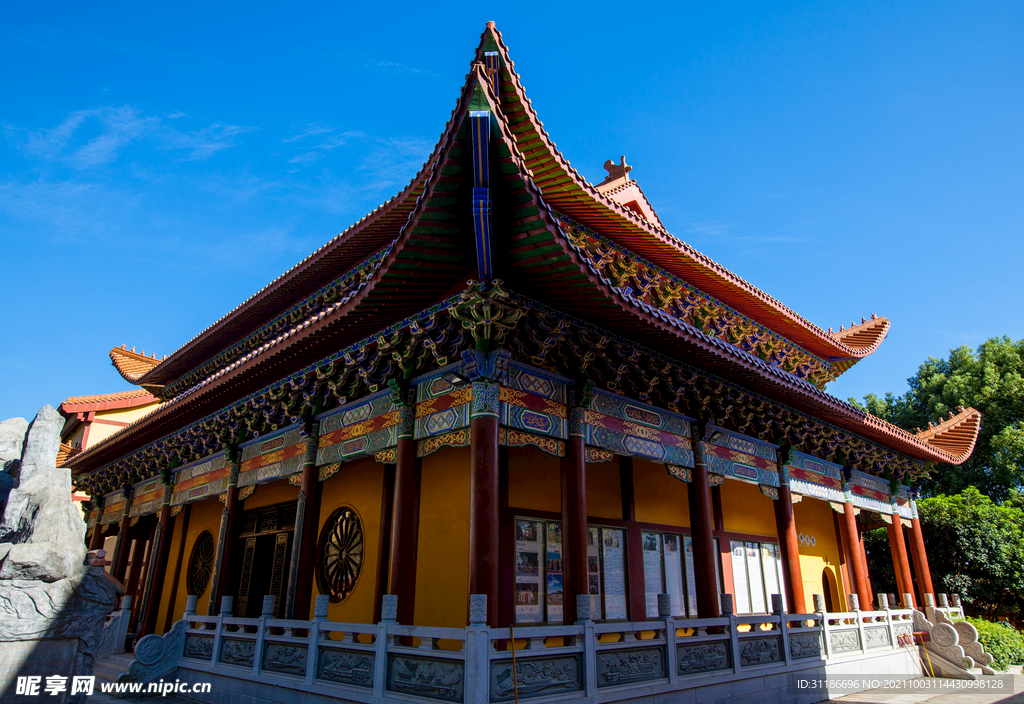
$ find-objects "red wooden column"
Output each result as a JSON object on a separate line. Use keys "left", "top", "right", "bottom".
{"left": 388, "top": 406, "right": 421, "bottom": 626}
{"left": 210, "top": 448, "right": 240, "bottom": 615}
{"left": 285, "top": 423, "right": 321, "bottom": 619}
{"left": 468, "top": 382, "right": 500, "bottom": 626}
{"left": 561, "top": 408, "right": 589, "bottom": 625}
{"left": 140, "top": 481, "right": 176, "bottom": 637}
{"left": 111, "top": 489, "right": 133, "bottom": 583}
{"left": 164, "top": 504, "right": 192, "bottom": 633}
{"left": 688, "top": 439, "right": 720, "bottom": 618}
{"left": 840, "top": 501, "right": 872, "bottom": 609}
{"left": 774, "top": 476, "right": 805, "bottom": 613}
{"left": 887, "top": 516, "right": 916, "bottom": 608}
{"left": 909, "top": 503, "right": 935, "bottom": 601}
{"left": 87, "top": 501, "right": 106, "bottom": 550}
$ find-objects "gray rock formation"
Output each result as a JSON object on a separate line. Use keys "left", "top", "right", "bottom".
{"left": 0, "top": 406, "right": 122, "bottom": 703}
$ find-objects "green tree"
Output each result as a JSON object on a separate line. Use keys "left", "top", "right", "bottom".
{"left": 851, "top": 336, "right": 1024, "bottom": 500}
{"left": 864, "top": 488, "right": 1024, "bottom": 619}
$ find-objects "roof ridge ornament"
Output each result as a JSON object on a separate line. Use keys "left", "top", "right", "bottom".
{"left": 599, "top": 156, "right": 632, "bottom": 187}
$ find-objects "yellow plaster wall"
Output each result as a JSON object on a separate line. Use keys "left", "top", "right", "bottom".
{"left": 311, "top": 457, "right": 384, "bottom": 623}
{"left": 720, "top": 479, "right": 776, "bottom": 537}
{"left": 242, "top": 479, "right": 299, "bottom": 510}
{"left": 795, "top": 497, "right": 847, "bottom": 613}
{"left": 414, "top": 445, "right": 470, "bottom": 628}
{"left": 86, "top": 404, "right": 162, "bottom": 448}
{"left": 155, "top": 509, "right": 186, "bottom": 633}
{"left": 507, "top": 446, "right": 560, "bottom": 514}
{"left": 166, "top": 498, "right": 222, "bottom": 621}
{"left": 633, "top": 458, "right": 689, "bottom": 528}
{"left": 586, "top": 459, "right": 622, "bottom": 520}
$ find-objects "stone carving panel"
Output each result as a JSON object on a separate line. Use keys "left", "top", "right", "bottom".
{"left": 740, "top": 636, "right": 782, "bottom": 665}
{"left": 218, "top": 638, "right": 254, "bottom": 667}
{"left": 317, "top": 648, "right": 374, "bottom": 687}
{"left": 491, "top": 654, "right": 581, "bottom": 701}
{"left": 677, "top": 641, "right": 730, "bottom": 675}
{"left": 387, "top": 655, "right": 464, "bottom": 702}
{"left": 596, "top": 646, "right": 665, "bottom": 687}
{"left": 829, "top": 629, "right": 861, "bottom": 653}
{"left": 182, "top": 633, "right": 213, "bottom": 661}
{"left": 864, "top": 627, "right": 891, "bottom": 649}
{"left": 262, "top": 643, "right": 307, "bottom": 676}
{"left": 789, "top": 633, "right": 823, "bottom": 660}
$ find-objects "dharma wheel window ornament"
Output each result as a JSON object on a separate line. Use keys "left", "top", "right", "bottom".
{"left": 187, "top": 530, "right": 215, "bottom": 596}
{"left": 316, "top": 506, "right": 364, "bottom": 603}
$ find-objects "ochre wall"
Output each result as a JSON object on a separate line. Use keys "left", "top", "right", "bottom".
{"left": 311, "top": 457, "right": 385, "bottom": 623}
{"left": 507, "top": 446, "right": 560, "bottom": 514}
{"left": 633, "top": 458, "right": 689, "bottom": 528}
{"left": 586, "top": 459, "right": 621, "bottom": 521}
{"left": 414, "top": 445, "right": 470, "bottom": 628}
{"left": 165, "top": 497, "right": 222, "bottom": 621}
{"left": 242, "top": 479, "right": 299, "bottom": 510}
{"left": 794, "top": 497, "right": 847, "bottom": 613}
{"left": 720, "top": 479, "right": 776, "bottom": 537}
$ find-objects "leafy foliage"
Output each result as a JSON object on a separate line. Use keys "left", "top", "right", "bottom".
{"left": 864, "top": 488, "right": 1024, "bottom": 619}
{"left": 851, "top": 336, "right": 1024, "bottom": 500}
{"left": 963, "top": 617, "right": 1024, "bottom": 670}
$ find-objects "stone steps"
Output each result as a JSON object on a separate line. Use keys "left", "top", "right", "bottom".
{"left": 93, "top": 651, "right": 135, "bottom": 685}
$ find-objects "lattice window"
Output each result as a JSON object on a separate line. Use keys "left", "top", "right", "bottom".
{"left": 187, "top": 530, "right": 215, "bottom": 596}
{"left": 316, "top": 507, "right": 364, "bottom": 603}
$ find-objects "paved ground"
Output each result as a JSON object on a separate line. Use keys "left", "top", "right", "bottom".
{"left": 833, "top": 669, "right": 1024, "bottom": 704}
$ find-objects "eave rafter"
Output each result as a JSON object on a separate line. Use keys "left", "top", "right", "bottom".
{"left": 914, "top": 407, "right": 981, "bottom": 465}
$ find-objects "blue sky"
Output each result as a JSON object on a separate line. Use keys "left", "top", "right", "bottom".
{"left": 1, "top": 2, "right": 1021, "bottom": 423}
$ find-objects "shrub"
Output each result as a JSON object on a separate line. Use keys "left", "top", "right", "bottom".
{"left": 964, "top": 617, "right": 1024, "bottom": 670}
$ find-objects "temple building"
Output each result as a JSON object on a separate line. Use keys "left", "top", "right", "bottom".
{"left": 66, "top": 23, "right": 983, "bottom": 702}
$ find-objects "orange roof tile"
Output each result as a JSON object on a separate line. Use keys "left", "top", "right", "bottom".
{"left": 829, "top": 315, "right": 891, "bottom": 353}
{"left": 109, "top": 346, "right": 164, "bottom": 384}
{"left": 56, "top": 442, "right": 79, "bottom": 468}
{"left": 63, "top": 389, "right": 154, "bottom": 405}
{"left": 915, "top": 407, "right": 982, "bottom": 465}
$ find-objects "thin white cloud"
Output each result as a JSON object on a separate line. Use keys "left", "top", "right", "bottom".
{"left": 4, "top": 106, "right": 253, "bottom": 167}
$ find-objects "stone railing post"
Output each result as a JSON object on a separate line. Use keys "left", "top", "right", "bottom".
{"left": 578, "top": 594, "right": 598, "bottom": 696}
{"left": 252, "top": 595, "right": 275, "bottom": 675}
{"left": 773, "top": 594, "right": 793, "bottom": 666}
{"left": 465, "top": 595, "right": 490, "bottom": 704}
{"left": 720, "top": 593, "right": 740, "bottom": 675}
{"left": 659, "top": 595, "right": 679, "bottom": 685}
{"left": 814, "top": 594, "right": 831, "bottom": 659}
{"left": 878, "top": 593, "right": 896, "bottom": 648}
{"left": 113, "top": 595, "right": 133, "bottom": 654}
{"left": 211, "top": 596, "right": 232, "bottom": 670}
{"left": 306, "top": 595, "right": 328, "bottom": 685}
{"left": 185, "top": 595, "right": 198, "bottom": 616}
{"left": 851, "top": 594, "right": 867, "bottom": 655}
{"left": 373, "top": 595, "right": 396, "bottom": 699}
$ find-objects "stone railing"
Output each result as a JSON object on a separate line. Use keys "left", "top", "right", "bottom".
{"left": 124, "top": 592, "right": 923, "bottom": 702}
{"left": 819, "top": 593, "right": 915, "bottom": 659}
{"left": 95, "top": 595, "right": 132, "bottom": 661}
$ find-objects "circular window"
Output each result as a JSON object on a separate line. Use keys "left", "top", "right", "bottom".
{"left": 187, "top": 530, "right": 215, "bottom": 596}
{"left": 316, "top": 507, "right": 364, "bottom": 603}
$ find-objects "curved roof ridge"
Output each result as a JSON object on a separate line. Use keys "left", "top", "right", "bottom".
{"left": 478, "top": 23, "right": 883, "bottom": 367}
{"left": 134, "top": 80, "right": 473, "bottom": 387}
{"left": 480, "top": 66, "right": 976, "bottom": 468}
{"left": 830, "top": 315, "right": 891, "bottom": 354}
{"left": 65, "top": 67, "right": 490, "bottom": 473}
{"left": 110, "top": 345, "right": 164, "bottom": 384}
{"left": 914, "top": 407, "right": 981, "bottom": 464}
